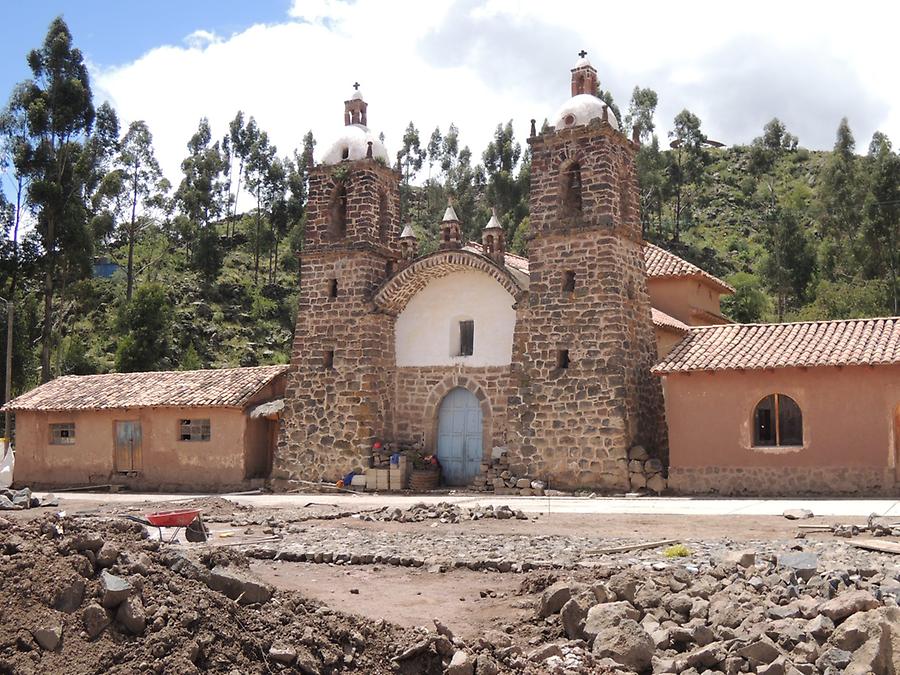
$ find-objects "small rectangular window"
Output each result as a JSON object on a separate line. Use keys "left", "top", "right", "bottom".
{"left": 459, "top": 320, "right": 474, "bottom": 357}
{"left": 556, "top": 349, "right": 570, "bottom": 370}
{"left": 328, "top": 278, "right": 338, "bottom": 298}
{"left": 563, "top": 271, "right": 576, "bottom": 293}
{"left": 180, "top": 419, "right": 210, "bottom": 442}
{"left": 50, "top": 423, "right": 75, "bottom": 445}
{"left": 323, "top": 350, "right": 335, "bottom": 369}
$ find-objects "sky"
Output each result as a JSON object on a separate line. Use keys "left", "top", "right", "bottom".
{"left": 2, "top": 0, "right": 899, "bottom": 194}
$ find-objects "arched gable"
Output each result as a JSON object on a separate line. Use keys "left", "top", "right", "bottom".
{"left": 373, "top": 249, "right": 524, "bottom": 316}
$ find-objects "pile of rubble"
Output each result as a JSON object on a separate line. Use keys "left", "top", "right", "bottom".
{"left": 526, "top": 547, "right": 900, "bottom": 674}
{"left": 0, "top": 486, "right": 57, "bottom": 510}
{"left": 0, "top": 513, "right": 446, "bottom": 674}
{"left": 627, "top": 445, "right": 666, "bottom": 494}
{"left": 471, "top": 448, "right": 546, "bottom": 496}
{"left": 362, "top": 502, "right": 529, "bottom": 524}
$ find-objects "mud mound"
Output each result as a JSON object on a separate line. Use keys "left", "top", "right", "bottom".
{"left": 0, "top": 514, "right": 442, "bottom": 674}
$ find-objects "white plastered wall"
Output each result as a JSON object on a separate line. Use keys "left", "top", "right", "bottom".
{"left": 395, "top": 270, "right": 516, "bottom": 367}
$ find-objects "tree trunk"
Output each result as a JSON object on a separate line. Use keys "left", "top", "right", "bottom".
{"left": 254, "top": 186, "right": 261, "bottom": 285}
{"left": 4, "top": 177, "right": 23, "bottom": 440}
{"left": 127, "top": 162, "right": 139, "bottom": 302}
{"left": 40, "top": 223, "right": 55, "bottom": 383}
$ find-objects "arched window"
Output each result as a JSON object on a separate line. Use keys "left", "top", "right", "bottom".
{"left": 329, "top": 182, "right": 347, "bottom": 238}
{"left": 560, "top": 162, "right": 582, "bottom": 216}
{"left": 753, "top": 394, "right": 803, "bottom": 447}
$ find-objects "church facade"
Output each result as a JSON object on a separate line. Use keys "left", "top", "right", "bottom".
{"left": 272, "top": 56, "right": 671, "bottom": 491}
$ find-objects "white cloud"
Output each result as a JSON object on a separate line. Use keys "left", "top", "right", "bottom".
{"left": 93, "top": 0, "right": 900, "bottom": 201}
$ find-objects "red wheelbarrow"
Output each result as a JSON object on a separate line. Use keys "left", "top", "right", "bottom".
{"left": 125, "top": 509, "right": 207, "bottom": 544}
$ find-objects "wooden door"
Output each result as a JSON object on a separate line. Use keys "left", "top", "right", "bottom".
{"left": 436, "top": 387, "right": 483, "bottom": 486}
{"left": 115, "top": 420, "right": 142, "bottom": 473}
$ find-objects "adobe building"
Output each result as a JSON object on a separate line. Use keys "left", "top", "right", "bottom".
{"left": 3, "top": 366, "right": 288, "bottom": 491}
{"left": 274, "top": 55, "right": 678, "bottom": 491}
{"left": 655, "top": 318, "right": 900, "bottom": 495}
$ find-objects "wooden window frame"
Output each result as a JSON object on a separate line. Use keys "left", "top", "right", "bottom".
{"left": 49, "top": 422, "right": 75, "bottom": 445}
{"left": 752, "top": 393, "right": 803, "bottom": 448}
{"left": 179, "top": 418, "right": 211, "bottom": 442}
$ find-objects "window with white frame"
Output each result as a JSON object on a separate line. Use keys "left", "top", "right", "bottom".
{"left": 179, "top": 419, "right": 210, "bottom": 442}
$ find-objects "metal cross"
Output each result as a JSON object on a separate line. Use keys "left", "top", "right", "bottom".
{"left": 578, "top": 50, "right": 587, "bottom": 59}
{"left": 353, "top": 82, "right": 360, "bottom": 90}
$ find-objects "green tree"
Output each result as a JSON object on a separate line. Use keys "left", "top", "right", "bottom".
{"left": 175, "top": 118, "right": 229, "bottom": 278}
{"left": 110, "top": 121, "right": 165, "bottom": 301}
{"left": 817, "top": 118, "right": 865, "bottom": 280}
{"left": 426, "top": 127, "right": 442, "bottom": 180}
{"left": 635, "top": 135, "right": 666, "bottom": 237}
{"left": 863, "top": 133, "right": 900, "bottom": 313}
{"left": 16, "top": 17, "right": 97, "bottom": 381}
{"left": 482, "top": 121, "right": 528, "bottom": 240}
{"left": 397, "top": 122, "right": 425, "bottom": 221}
{"left": 115, "top": 283, "right": 171, "bottom": 372}
{"left": 0, "top": 83, "right": 32, "bottom": 429}
{"left": 721, "top": 272, "right": 770, "bottom": 323}
{"left": 243, "top": 128, "right": 275, "bottom": 284}
{"left": 625, "top": 86, "right": 658, "bottom": 141}
{"left": 759, "top": 205, "right": 815, "bottom": 319}
{"left": 227, "top": 111, "right": 258, "bottom": 228}
{"left": 666, "top": 109, "right": 709, "bottom": 241}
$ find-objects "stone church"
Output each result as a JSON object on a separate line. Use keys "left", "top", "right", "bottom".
{"left": 8, "top": 55, "right": 897, "bottom": 496}
{"left": 272, "top": 54, "right": 677, "bottom": 491}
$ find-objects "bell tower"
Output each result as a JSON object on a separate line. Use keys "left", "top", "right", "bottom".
{"left": 508, "top": 53, "right": 667, "bottom": 490}
{"left": 273, "top": 85, "right": 401, "bottom": 487}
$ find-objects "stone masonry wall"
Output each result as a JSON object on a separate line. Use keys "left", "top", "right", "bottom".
{"left": 273, "top": 159, "right": 401, "bottom": 485}
{"left": 669, "top": 466, "right": 895, "bottom": 496}
{"left": 506, "top": 119, "right": 667, "bottom": 490}
{"left": 392, "top": 366, "right": 515, "bottom": 459}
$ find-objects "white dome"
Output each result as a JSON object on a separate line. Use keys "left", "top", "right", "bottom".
{"left": 320, "top": 124, "right": 390, "bottom": 165}
{"left": 551, "top": 94, "right": 619, "bottom": 131}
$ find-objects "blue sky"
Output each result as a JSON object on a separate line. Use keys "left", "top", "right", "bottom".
{"left": 2, "top": 0, "right": 899, "bottom": 199}
{"left": 1, "top": 2, "right": 290, "bottom": 102}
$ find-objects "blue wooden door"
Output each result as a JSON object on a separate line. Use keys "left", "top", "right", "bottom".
{"left": 437, "top": 387, "right": 483, "bottom": 485}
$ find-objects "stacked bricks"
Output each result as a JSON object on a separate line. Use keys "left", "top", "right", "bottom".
{"left": 471, "top": 447, "right": 546, "bottom": 496}
{"left": 272, "top": 159, "right": 402, "bottom": 487}
{"left": 505, "top": 116, "right": 668, "bottom": 491}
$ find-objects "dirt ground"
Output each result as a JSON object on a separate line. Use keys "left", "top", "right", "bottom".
{"left": 252, "top": 561, "right": 531, "bottom": 641}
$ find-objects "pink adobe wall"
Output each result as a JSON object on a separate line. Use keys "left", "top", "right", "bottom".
{"left": 655, "top": 327, "right": 686, "bottom": 359}
{"left": 648, "top": 277, "right": 724, "bottom": 326}
{"left": 662, "top": 364, "right": 900, "bottom": 494}
{"left": 13, "top": 406, "right": 258, "bottom": 491}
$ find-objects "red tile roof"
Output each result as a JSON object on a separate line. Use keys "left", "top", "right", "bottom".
{"left": 3, "top": 365, "right": 290, "bottom": 412}
{"left": 651, "top": 308, "right": 689, "bottom": 333}
{"left": 643, "top": 243, "right": 734, "bottom": 294}
{"left": 653, "top": 317, "right": 900, "bottom": 374}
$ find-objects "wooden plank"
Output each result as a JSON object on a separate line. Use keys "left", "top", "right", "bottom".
{"left": 850, "top": 540, "right": 900, "bottom": 555}
{"left": 586, "top": 538, "right": 679, "bottom": 555}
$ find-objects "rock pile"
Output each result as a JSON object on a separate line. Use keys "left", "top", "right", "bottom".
{"left": 628, "top": 445, "right": 666, "bottom": 494}
{"left": 364, "top": 502, "right": 529, "bottom": 524}
{"left": 0, "top": 487, "right": 57, "bottom": 510}
{"left": 528, "top": 547, "right": 900, "bottom": 674}
{"left": 471, "top": 448, "right": 546, "bottom": 496}
{"left": 0, "top": 513, "right": 443, "bottom": 674}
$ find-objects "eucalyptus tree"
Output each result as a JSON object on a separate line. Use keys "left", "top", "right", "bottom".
{"left": 175, "top": 118, "right": 229, "bottom": 280}
{"left": 243, "top": 129, "right": 275, "bottom": 284}
{"left": 114, "top": 121, "right": 166, "bottom": 301}
{"left": 15, "top": 17, "right": 97, "bottom": 381}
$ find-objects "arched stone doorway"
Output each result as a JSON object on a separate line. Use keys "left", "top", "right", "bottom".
{"left": 436, "top": 387, "right": 483, "bottom": 486}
